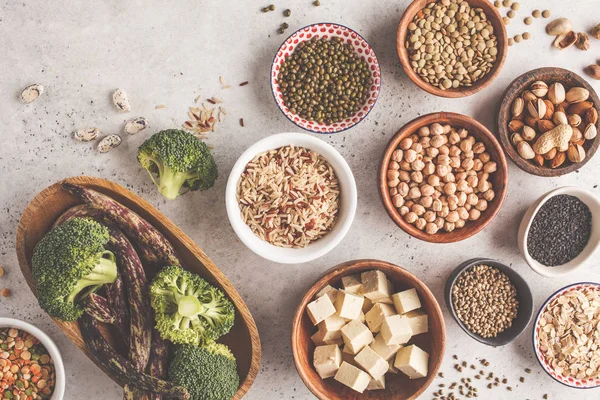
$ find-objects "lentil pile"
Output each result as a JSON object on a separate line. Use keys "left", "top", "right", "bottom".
{"left": 405, "top": 0, "right": 498, "bottom": 90}
{"left": 452, "top": 265, "right": 519, "bottom": 338}
{"left": 527, "top": 194, "right": 592, "bottom": 266}
{"left": 278, "top": 36, "right": 372, "bottom": 124}
{"left": 0, "top": 328, "right": 55, "bottom": 399}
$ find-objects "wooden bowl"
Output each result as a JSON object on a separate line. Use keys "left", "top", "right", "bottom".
{"left": 497, "top": 67, "right": 600, "bottom": 177}
{"left": 291, "top": 259, "right": 446, "bottom": 400}
{"left": 396, "top": 0, "right": 508, "bottom": 98}
{"left": 379, "top": 112, "right": 508, "bottom": 243}
{"left": 16, "top": 176, "right": 261, "bottom": 399}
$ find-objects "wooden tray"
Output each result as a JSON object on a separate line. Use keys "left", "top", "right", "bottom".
{"left": 16, "top": 176, "right": 261, "bottom": 399}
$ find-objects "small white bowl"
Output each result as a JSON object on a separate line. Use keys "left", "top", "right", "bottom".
{"left": 518, "top": 186, "right": 600, "bottom": 277}
{"left": 0, "top": 318, "right": 65, "bottom": 399}
{"left": 226, "top": 132, "right": 357, "bottom": 264}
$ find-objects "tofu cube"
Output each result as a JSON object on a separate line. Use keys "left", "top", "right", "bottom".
{"left": 307, "top": 295, "right": 336, "bottom": 325}
{"left": 405, "top": 309, "right": 428, "bottom": 335}
{"left": 371, "top": 333, "right": 402, "bottom": 361}
{"left": 394, "top": 345, "right": 429, "bottom": 379}
{"left": 341, "top": 320, "right": 374, "bottom": 354}
{"left": 341, "top": 349, "right": 359, "bottom": 367}
{"left": 362, "top": 297, "right": 374, "bottom": 313}
{"left": 313, "top": 344, "right": 342, "bottom": 379}
{"left": 388, "top": 361, "right": 398, "bottom": 374}
{"left": 354, "top": 345, "right": 389, "bottom": 380}
{"left": 374, "top": 280, "right": 394, "bottom": 305}
{"left": 311, "top": 328, "right": 343, "bottom": 346}
{"left": 380, "top": 314, "right": 413, "bottom": 345}
{"left": 316, "top": 285, "right": 339, "bottom": 304}
{"left": 361, "top": 270, "right": 391, "bottom": 302}
{"left": 365, "top": 303, "right": 396, "bottom": 333}
{"left": 367, "top": 375, "right": 386, "bottom": 391}
{"left": 341, "top": 274, "right": 363, "bottom": 294}
{"left": 392, "top": 288, "right": 422, "bottom": 314}
{"left": 318, "top": 314, "right": 346, "bottom": 341}
{"left": 334, "top": 362, "right": 371, "bottom": 393}
{"left": 335, "top": 291, "right": 364, "bottom": 320}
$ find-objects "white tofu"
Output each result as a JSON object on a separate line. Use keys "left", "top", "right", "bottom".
{"left": 380, "top": 314, "right": 413, "bottom": 345}
{"left": 362, "top": 297, "right": 374, "bottom": 313}
{"left": 341, "top": 349, "right": 359, "bottom": 367}
{"left": 361, "top": 270, "right": 391, "bottom": 302}
{"left": 341, "top": 320, "right": 374, "bottom": 354}
{"left": 318, "top": 314, "right": 346, "bottom": 341}
{"left": 342, "top": 344, "right": 354, "bottom": 354}
{"left": 316, "top": 285, "right": 339, "bottom": 304}
{"left": 311, "top": 328, "right": 343, "bottom": 346}
{"left": 307, "top": 295, "right": 336, "bottom": 325}
{"left": 374, "top": 280, "right": 394, "bottom": 305}
{"left": 394, "top": 345, "right": 429, "bottom": 379}
{"left": 341, "top": 274, "right": 363, "bottom": 294}
{"left": 354, "top": 345, "right": 389, "bottom": 380}
{"left": 405, "top": 309, "right": 428, "bottom": 335}
{"left": 334, "top": 362, "right": 371, "bottom": 393}
{"left": 367, "top": 375, "right": 386, "bottom": 391}
{"left": 392, "top": 288, "right": 422, "bottom": 314}
{"left": 313, "top": 344, "right": 342, "bottom": 379}
{"left": 371, "top": 333, "right": 402, "bottom": 361}
{"left": 335, "top": 291, "right": 364, "bottom": 320}
{"left": 388, "top": 361, "right": 398, "bottom": 374}
{"left": 365, "top": 303, "right": 396, "bottom": 333}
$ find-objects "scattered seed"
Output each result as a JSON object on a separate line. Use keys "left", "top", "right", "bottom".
{"left": 268, "top": 4, "right": 275, "bottom": 10}
{"left": 487, "top": 383, "right": 493, "bottom": 389}
{"left": 438, "top": 372, "right": 444, "bottom": 378}
{"left": 503, "top": 16, "right": 511, "bottom": 25}
{"left": 507, "top": 10, "right": 515, "bottom": 18}
{"left": 524, "top": 17, "right": 533, "bottom": 25}
{"left": 0, "top": 267, "right": 4, "bottom": 277}
{"left": 542, "top": 10, "right": 551, "bottom": 18}
{"left": 519, "top": 377, "right": 525, "bottom": 383}
{"left": 532, "top": 9, "right": 541, "bottom": 18}
{"left": 507, "top": 386, "right": 513, "bottom": 391}
{"left": 523, "top": 32, "right": 531, "bottom": 40}
{"left": 470, "top": 364, "right": 476, "bottom": 370}
{"left": 124, "top": 117, "right": 149, "bottom": 135}
{"left": 155, "top": 105, "right": 166, "bottom": 109}
{"left": 502, "top": 0, "right": 511, "bottom": 6}
{"left": 525, "top": 368, "right": 531, "bottom": 373}
{"left": 475, "top": 375, "right": 481, "bottom": 379}
{"left": 20, "top": 84, "right": 44, "bottom": 104}
{"left": 206, "top": 98, "right": 216, "bottom": 105}
{"left": 494, "top": 0, "right": 501, "bottom": 7}
{"left": 313, "top": 0, "right": 320, "bottom": 6}
{"left": 219, "top": 76, "right": 228, "bottom": 87}
{"left": 543, "top": 395, "right": 548, "bottom": 399}
{"left": 284, "top": 9, "right": 291, "bottom": 17}
{"left": 240, "top": 118, "right": 244, "bottom": 127}
{"left": 514, "top": 34, "right": 523, "bottom": 43}
{"left": 1, "top": 288, "right": 10, "bottom": 297}
{"left": 508, "top": 38, "right": 514, "bottom": 46}
{"left": 439, "top": 383, "right": 445, "bottom": 387}
{"left": 511, "top": 2, "right": 520, "bottom": 10}
{"left": 112, "top": 88, "right": 131, "bottom": 113}
{"left": 239, "top": 81, "right": 249, "bottom": 87}
{"left": 73, "top": 127, "right": 101, "bottom": 142}
{"left": 219, "top": 106, "right": 228, "bottom": 115}
{"left": 97, "top": 134, "right": 122, "bottom": 153}
{"left": 502, "top": 378, "right": 508, "bottom": 384}
{"left": 453, "top": 355, "right": 458, "bottom": 360}
{"left": 462, "top": 361, "right": 467, "bottom": 367}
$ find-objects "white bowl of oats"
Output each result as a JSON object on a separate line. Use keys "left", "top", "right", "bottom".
{"left": 226, "top": 132, "right": 357, "bottom": 264}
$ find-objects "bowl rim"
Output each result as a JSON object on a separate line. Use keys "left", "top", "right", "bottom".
{"left": 225, "top": 132, "right": 357, "bottom": 264}
{"left": 396, "top": 0, "right": 508, "bottom": 98}
{"left": 497, "top": 67, "right": 600, "bottom": 177}
{"left": 0, "top": 317, "right": 66, "bottom": 400}
{"left": 270, "top": 22, "right": 382, "bottom": 134}
{"left": 444, "top": 257, "right": 534, "bottom": 347}
{"left": 378, "top": 111, "right": 509, "bottom": 243}
{"left": 291, "top": 259, "right": 446, "bottom": 400}
{"left": 532, "top": 282, "right": 600, "bottom": 389}
{"left": 517, "top": 186, "right": 600, "bottom": 277}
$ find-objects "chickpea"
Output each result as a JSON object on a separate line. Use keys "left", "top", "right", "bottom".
{"left": 455, "top": 171, "right": 467, "bottom": 181}
{"left": 465, "top": 203, "right": 472, "bottom": 211}
{"left": 483, "top": 161, "right": 497, "bottom": 173}
{"left": 409, "top": 181, "right": 418, "bottom": 188}
{"left": 430, "top": 135, "right": 445, "bottom": 148}
{"left": 435, "top": 217, "right": 445, "bottom": 229}
{"left": 424, "top": 210, "right": 436, "bottom": 222}
{"left": 444, "top": 182, "right": 457, "bottom": 195}
{"left": 460, "top": 136, "right": 475, "bottom": 152}
{"left": 431, "top": 198, "right": 443, "bottom": 212}
{"left": 463, "top": 150, "right": 474, "bottom": 159}
{"left": 399, "top": 206, "right": 410, "bottom": 216}
{"left": 475, "top": 199, "right": 488, "bottom": 211}
{"left": 387, "top": 169, "right": 400, "bottom": 181}
{"left": 449, "top": 156, "right": 461, "bottom": 168}
{"left": 472, "top": 159, "right": 484, "bottom": 171}
{"left": 457, "top": 191, "right": 467, "bottom": 206}
{"left": 467, "top": 193, "right": 479, "bottom": 206}
{"left": 392, "top": 194, "right": 404, "bottom": 208}
{"left": 466, "top": 175, "right": 478, "bottom": 188}
{"left": 462, "top": 185, "right": 474, "bottom": 194}
{"left": 392, "top": 149, "right": 404, "bottom": 162}
{"left": 477, "top": 172, "right": 489, "bottom": 182}
{"left": 423, "top": 162, "right": 436, "bottom": 176}
{"left": 438, "top": 205, "right": 450, "bottom": 218}
{"left": 411, "top": 159, "right": 425, "bottom": 171}
{"left": 399, "top": 137, "right": 413, "bottom": 150}
{"left": 390, "top": 187, "right": 398, "bottom": 196}
{"left": 399, "top": 170, "right": 411, "bottom": 182}
{"left": 420, "top": 196, "right": 433, "bottom": 208}
{"left": 455, "top": 219, "right": 466, "bottom": 229}
{"left": 438, "top": 145, "right": 450, "bottom": 155}
{"left": 411, "top": 171, "right": 424, "bottom": 183}
{"left": 469, "top": 208, "right": 481, "bottom": 221}
{"left": 404, "top": 149, "right": 417, "bottom": 163}
{"left": 437, "top": 154, "right": 451, "bottom": 165}
{"left": 415, "top": 218, "right": 427, "bottom": 231}
{"left": 449, "top": 131, "right": 461, "bottom": 145}
{"left": 427, "top": 174, "right": 440, "bottom": 187}
{"left": 404, "top": 211, "right": 418, "bottom": 224}
{"left": 405, "top": 200, "right": 415, "bottom": 208}
{"left": 456, "top": 179, "right": 469, "bottom": 192}
{"left": 473, "top": 142, "right": 486, "bottom": 154}
{"left": 411, "top": 143, "right": 423, "bottom": 153}
{"left": 400, "top": 161, "right": 412, "bottom": 171}
{"left": 443, "top": 124, "right": 452, "bottom": 134}
{"left": 425, "top": 222, "right": 439, "bottom": 234}
{"left": 457, "top": 128, "right": 468, "bottom": 139}
{"left": 479, "top": 152, "right": 491, "bottom": 163}
{"left": 478, "top": 180, "right": 490, "bottom": 193}
{"left": 431, "top": 123, "right": 444, "bottom": 135}
{"left": 388, "top": 179, "right": 399, "bottom": 187}
{"left": 418, "top": 126, "right": 431, "bottom": 137}
{"left": 408, "top": 187, "right": 421, "bottom": 199}
{"left": 466, "top": 170, "right": 477, "bottom": 176}
{"left": 427, "top": 147, "right": 440, "bottom": 158}
{"left": 398, "top": 182, "right": 409, "bottom": 197}
{"left": 409, "top": 133, "right": 420, "bottom": 143}
{"left": 412, "top": 204, "right": 426, "bottom": 216}
{"left": 444, "top": 221, "right": 456, "bottom": 232}
{"left": 421, "top": 184, "right": 435, "bottom": 197}
{"left": 483, "top": 189, "right": 495, "bottom": 201}
{"left": 420, "top": 137, "right": 431, "bottom": 149}
{"left": 432, "top": 189, "right": 441, "bottom": 199}
{"left": 443, "top": 172, "right": 456, "bottom": 183}
{"left": 449, "top": 145, "right": 462, "bottom": 157}
{"left": 439, "top": 195, "right": 448, "bottom": 205}
{"left": 461, "top": 158, "right": 475, "bottom": 171}
{"left": 436, "top": 164, "right": 449, "bottom": 177}
{"left": 457, "top": 206, "right": 469, "bottom": 220}
{"left": 389, "top": 161, "right": 400, "bottom": 170}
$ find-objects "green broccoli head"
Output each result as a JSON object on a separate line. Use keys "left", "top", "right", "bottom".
{"left": 32, "top": 218, "right": 118, "bottom": 321}
{"left": 169, "top": 343, "right": 239, "bottom": 400}
{"left": 149, "top": 266, "right": 235, "bottom": 345}
{"left": 137, "top": 129, "right": 218, "bottom": 200}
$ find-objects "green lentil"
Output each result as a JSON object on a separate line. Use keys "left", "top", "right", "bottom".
{"left": 503, "top": 17, "right": 510, "bottom": 25}
{"left": 524, "top": 17, "right": 533, "bottom": 25}
{"left": 514, "top": 34, "right": 522, "bottom": 43}
{"left": 511, "top": 2, "right": 520, "bottom": 10}
{"left": 532, "top": 9, "right": 541, "bottom": 18}
{"left": 268, "top": 4, "right": 275, "bottom": 11}
{"left": 507, "top": 10, "right": 515, "bottom": 18}
{"left": 278, "top": 36, "right": 372, "bottom": 124}
{"left": 542, "top": 10, "right": 551, "bottom": 18}
{"left": 523, "top": 32, "right": 531, "bottom": 40}
{"left": 313, "top": 0, "right": 320, "bottom": 6}
{"left": 494, "top": 0, "right": 501, "bottom": 7}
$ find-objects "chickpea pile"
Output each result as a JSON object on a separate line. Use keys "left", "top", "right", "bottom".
{"left": 386, "top": 122, "right": 497, "bottom": 234}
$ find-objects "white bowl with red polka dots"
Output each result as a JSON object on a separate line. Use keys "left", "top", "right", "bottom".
{"left": 270, "top": 23, "right": 381, "bottom": 134}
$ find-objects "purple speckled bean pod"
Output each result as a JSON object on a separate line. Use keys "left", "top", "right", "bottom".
{"left": 147, "top": 329, "right": 169, "bottom": 400}
{"left": 82, "top": 293, "right": 115, "bottom": 325}
{"left": 61, "top": 182, "right": 180, "bottom": 266}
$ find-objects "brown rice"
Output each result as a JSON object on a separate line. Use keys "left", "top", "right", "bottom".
{"left": 236, "top": 145, "right": 340, "bottom": 248}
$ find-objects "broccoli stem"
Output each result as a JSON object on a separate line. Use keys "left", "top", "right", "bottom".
{"left": 67, "top": 251, "right": 118, "bottom": 303}
{"left": 157, "top": 167, "right": 194, "bottom": 200}
{"left": 177, "top": 296, "right": 202, "bottom": 317}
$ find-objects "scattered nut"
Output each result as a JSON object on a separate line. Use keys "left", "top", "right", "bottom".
{"left": 112, "top": 88, "right": 131, "bottom": 113}
{"left": 97, "top": 134, "right": 122, "bottom": 153}
{"left": 124, "top": 117, "right": 149, "bottom": 135}
{"left": 575, "top": 32, "right": 590, "bottom": 50}
{"left": 546, "top": 18, "right": 572, "bottom": 36}
{"left": 73, "top": 128, "right": 100, "bottom": 142}
{"left": 592, "top": 23, "right": 600, "bottom": 39}
{"left": 20, "top": 84, "right": 44, "bottom": 104}
{"left": 585, "top": 65, "right": 600, "bottom": 80}
{"left": 557, "top": 31, "right": 577, "bottom": 50}
{"left": 1, "top": 288, "right": 10, "bottom": 297}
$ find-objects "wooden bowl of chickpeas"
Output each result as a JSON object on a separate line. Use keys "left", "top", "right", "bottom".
{"left": 379, "top": 112, "right": 508, "bottom": 243}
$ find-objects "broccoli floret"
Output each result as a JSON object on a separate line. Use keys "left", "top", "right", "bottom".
{"left": 137, "top": 129, "right": 218, "bottom": 200}
{"left": 32, "top": 218, "right": 118, "bottom": 321}
{"left": 169, "top": 343, "right": 239, "bottom": 400}
{"left": 149, "top": 266, "right": 235, "bottom": 345}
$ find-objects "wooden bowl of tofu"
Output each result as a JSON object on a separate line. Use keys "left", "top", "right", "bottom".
{"left": 291, "top": 259, "right": 446, "bottom": 400}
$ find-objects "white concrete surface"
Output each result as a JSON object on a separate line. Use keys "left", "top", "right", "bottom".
{"left": 1, "top": 0, "right": 599, "bottom": 399}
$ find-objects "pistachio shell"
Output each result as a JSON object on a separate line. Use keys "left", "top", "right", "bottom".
{"left": 546, "top": 18, "right": 573, "bottom": 36}
{"left": 584, "top": 123, "right": 597, "bottom": 140}
{"left": 531, "top": 81, "right": 549, "bottom": 97}
{"left": 566, "top": 87, "right": 590, "bottom": 104}
{"left": 548, "top": 82, "right": 565, "bottom": 105}
{"left": 522, "top": 125, "right": 536, "bottom": 141}
{"left": 517, "top": 141, "right": 535, "bottom": 160}
{"left": 512, "top": 98, "right": 524, "bottom": 117}
{"left": 553, "top": 111, "right": 568, "bottom": 126}
{"left": 567, "top": 144, "right": 586, "bottom": 163}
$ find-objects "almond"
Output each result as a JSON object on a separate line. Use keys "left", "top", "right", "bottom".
{"left": 537, "top": 120, "right": 556, "bottom": 133}
{"left": 543, "top": 147, "right": 558, "bottom": 160}
{"left": 568, "top": 101, "right": 594, "bottom": 115}
{"left": 543, "top": 100, "right": 555, "bottom": 120}
{"left": 524, "top": 114, "right": 538, "bottom": 127}
{"left": 585, "top": 65, "right": 600, "bottom": 80}
{"left": 550, "top": 151, "right": 566, "bottom": 168}
{"left": 585, "top": 108, "right": 598, "bottom": 125}
{"left": 508, "top": 120, "right": 525, "bottom": 133}
{"left": 533, "top": 154, "right": 545, "bottom": 167}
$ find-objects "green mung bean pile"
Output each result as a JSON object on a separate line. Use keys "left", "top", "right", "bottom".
{"left": 278, "top": 36, "right": 372, "bottom": 124}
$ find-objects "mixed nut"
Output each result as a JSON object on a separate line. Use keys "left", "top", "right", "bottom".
{"left": 387, "top": 122, "right": 498, "bottom": 234}
{"left": 509, "top": 80, "right": 598, "bottom": 168}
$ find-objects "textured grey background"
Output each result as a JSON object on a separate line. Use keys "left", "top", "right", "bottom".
{"left": 1, "top": 0, "right": 600, "bottom": 399}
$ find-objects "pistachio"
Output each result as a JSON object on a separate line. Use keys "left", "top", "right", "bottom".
{"left": 553, "top": 111, "right": 568, "bottom": 126}
{"left": 548, "top": 82, "right": 566, "bottom": 105}
{"left": 585, "top": 108, "right": 598, "bottom": 125}
{"left": 568, "top": 114, "right": 582, "bottom": 127}
{"left": 527, "top": 99, "right": 546, "bottom": 120}
{"left": 522, "top": 125, "right": 536, "bottom": 141}
{"left": 592, "top": 23, "right": 600, "bottom": 40}
{"left": 552, "top": 34, "right": 566, "bottom": 48}
{"left": 585, "top": 65, "right": 600, "bottom": 80}
{"left": 531, "top": 81, "right": 549, "bottom": 97}
{"left": 575, "top": 32, "right": 590, "bottom": 51}
{"left": 550, "top": 151, "right": 567, "bottom": 168}
{"left": 566, "top": 87, "right": 590, "bottom": 104}
{"left": 512, "top": 98, "right": 525, "bottom": 117}
{"left": 517, "top": 141, "right": 535, "bottom": 159}
{"left": 20, "top": 84, "right": 44, "bottom": 104}
{"left": 557, "top": 31, "right": 577, "bottom": 50}
{"left": 546, "top": 18, "right": 573, "bottom": 36}
{"left": 570, "top": 127, "right": 583, "bottom": 143}
{"left": 511, "top": 133, "right": 525, "bottom": 145}
{"left": 537, "top": 120, "right": 556, "bottom": 133}
{"left": 509, "top": 120, "right": 525, "bottom": 133}
{"left": 567, "top": 144, "right": 586, "bottom": 163}
{"left": 584, "top": 123, "right": 598, "bottom": 140}
{"left": 97, "top": 134, "right": 122, "bottom": 153}
{"left": 522, "top": 91, "right": 537, "bottom": 101}
{"left": 73, "top": 128, "right": 100, "bottom": 142}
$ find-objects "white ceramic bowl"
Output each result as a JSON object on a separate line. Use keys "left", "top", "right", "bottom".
{"left": 226, "top": 132, "right": 357, "bottom": 264}
{"left": 518, "top": 186, "right": 600, "bottom": 277}
{"left": 0, "top": 317, "right": 65, "bottom": 399}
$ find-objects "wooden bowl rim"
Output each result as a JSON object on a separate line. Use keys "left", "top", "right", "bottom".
{"left": 291, "top": 259, "right": 446, "bottom": 400}
{"left": 497, "top": 66, "right": 600, "bottom": 177}
{"left": 378, "top": 112, "right": 508, "bottom": 243}
{"left": 15, "top": 176, "right": 261, "bottom": 400}
{"left": 396, "top": 0, "right": 508, "bottom": 98}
